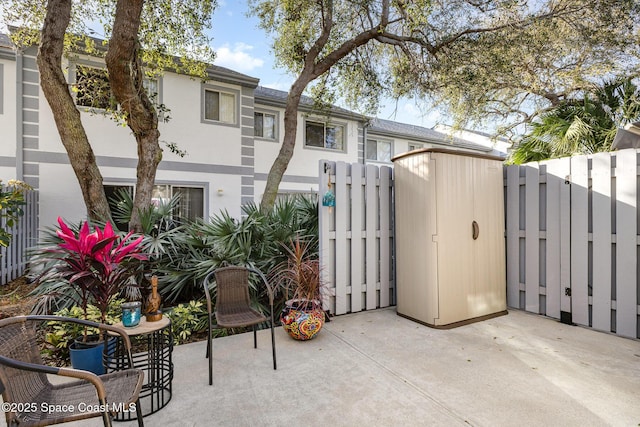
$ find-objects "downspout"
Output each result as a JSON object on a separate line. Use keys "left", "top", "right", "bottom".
{"left": 361, "top": 120, "right": 368, "bottom": 164}
{"left": 15, "top": 49, "right": 23, "bottom": 181}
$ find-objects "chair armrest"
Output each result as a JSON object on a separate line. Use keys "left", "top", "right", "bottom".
{"left": 0, "top": 354, "right": 108, "bottom": 400}
{"left": 203, "top": 271, "right": 215, "bottom": 315}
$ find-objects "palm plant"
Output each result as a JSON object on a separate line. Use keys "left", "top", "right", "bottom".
{"left": 156, "top": 195, "right": 319, "bottom": 318}
{"left": 510, "top": 77, "right": 640, "bottom": 164}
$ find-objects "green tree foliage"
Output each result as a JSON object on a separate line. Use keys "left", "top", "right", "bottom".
{"left": 251, "top": 0, "right": 639, "bottom": 211}
{"left": 1, "top": 0, "right": 216, "bottom": 230}
{"left": 509, "top": 77, "right": 640, "bottom": 164}
{"left": 0, "top": 179, "right": 32, "bottom": 249}
{"left": 418, "top": 1, "right": 640, "bottom": 139}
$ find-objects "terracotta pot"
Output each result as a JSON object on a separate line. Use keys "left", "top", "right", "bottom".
{"left": 280, "top": 299, "right": 324, "bottom": 341}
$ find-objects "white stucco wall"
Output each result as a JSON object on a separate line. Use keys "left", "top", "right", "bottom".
{"left": 253, "top": 105, "right": 361, "bottom": 199}
{"left": 0, "top": 57, "right": 17, "bottom": 180}
{"left": 32, "top": 58, "right": 250, "bottom": 228}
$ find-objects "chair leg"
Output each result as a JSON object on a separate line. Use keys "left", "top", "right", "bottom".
{"left": 208, "top": 321, "right": 213, "bottom": 386}
{"left": 206, "top": 321, "right": 211, "bottom": 359}
{"left": 253, "top": 325, "right": 257, "bottom": 349}
{"left": 135, "top": 398, "right": 144, "bottom": 427}
{"left": 100, "top": 399, "right": 112, "bottom": 427}
{"left": 271, "top": 320, "right": 277, "bottom": 370}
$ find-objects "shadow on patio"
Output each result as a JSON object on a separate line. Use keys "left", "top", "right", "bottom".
{"left": 6, "top": 308, "right": 640, "bottom": 426}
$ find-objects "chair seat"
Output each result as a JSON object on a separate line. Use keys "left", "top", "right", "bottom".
{"left": 215, "top": 307, "right": 267, "bottom": 328}
{"left": 13, "top": 369, "right": 143, "bottom": 427}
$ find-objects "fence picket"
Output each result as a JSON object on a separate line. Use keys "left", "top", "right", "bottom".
{"left": 350, "top": 163, "right": 364, "bottom": 312}
{"left": 379, "top": 167, "right": 391, "bottom": 308}
{"left": 365, "top": 165, "right": 379, "bottom": 310}
{"left": 334, "top": 162, "right": 349, "bottom": 315}
{"left": 506, "top": 165, "right": 520, "bottom": 308}
{"left": 525, "top": 164, "right": 540, "bottom": 313}
{"left": 591, "top": 152, "right": 612, "bottom": 332}
{"left": 543, "top": 159, "right": 564, "bottom": 319}
{"left": 615, "top": 149, "right": 637, "bottom": 338}
{"left": 570, "top": 155, "right": 589, "bottom": 327}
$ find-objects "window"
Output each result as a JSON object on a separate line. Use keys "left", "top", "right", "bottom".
{"left": 105, "top": 183, "right": 204, "bottom": 230}
{"left": 143, "top": 78, "right": 158, "bottom": 99}
{"left": 74, "top": 64, "right": 116, "bottom": 110}
{"left": 204, "top": 88, "right": 236, "bottom": 124}
{"left": 366, "top": 138, "right": 392, "bottom": 162}
{"left": 305, "top": 120, "right": 345, "bottom": 151}
{"left": 408, "top": 143, "right": 422, "bottom": 151}
{"left": 255, "top": 111, "right": 277, "bottom": 140}
{"left": 104, "top": 185, "right": 133, "bottom": 231}
{"left": 171, "top": 187, "right": 204, "bottom": 222}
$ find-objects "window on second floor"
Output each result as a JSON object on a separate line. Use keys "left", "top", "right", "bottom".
{"left": 75, "top": 64, "right": 116, "bottom": 110}
{"left": 74, "top": 65, "right": 160, "bottom": 111}
{"left": 408, "top": 143, "right": 422, "bottom": 151}
{"left": 255, "top": 111, "right": 277, "bottom": 140}
{"left": 366, "top": 138, "right": 392, "bottom": 162}
{"left": 305, "top": 120, "right": 345, "bottom": 151}
{"left": 203, "top": 88, "right": 236, "bottom": 124}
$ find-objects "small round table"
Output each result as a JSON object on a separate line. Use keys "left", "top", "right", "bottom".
{"left": 106, "top": 316, "right": 173, "bottom": 421}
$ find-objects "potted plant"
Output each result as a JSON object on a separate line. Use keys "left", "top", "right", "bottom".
{"left": 39, "top": 217, "right": 146, "bottom": 373}
{"left": 273, "top": 237, "right": 325, "bottom": 340}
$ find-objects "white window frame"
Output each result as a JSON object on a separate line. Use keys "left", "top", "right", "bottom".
{"left": 254, "top": 109, "right": 279, "bottom": 141}
{"left": 201, "top": 84, "right": 239, "bottom": 127}
{"left": 104, "top": 182, "right": 206, "bottom": 229}
{"left": 366, "top": 137, "right": 393, "bottom": 163}
{"left": 408, "top": 143, "right": 422, "bottom": 151}
{"left": 304, "top": 119, "right": 346, "bottom": 152}
{"left": 71, "top": 62, "right": 116, "bottom": 111}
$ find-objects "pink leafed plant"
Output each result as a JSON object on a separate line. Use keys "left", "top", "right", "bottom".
{"left": 49, "top": 217, "right": 146, "bottom": 329}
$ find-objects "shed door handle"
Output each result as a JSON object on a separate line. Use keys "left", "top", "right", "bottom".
{"left": 472, "top": 221, "right": 479, "bottom": 240}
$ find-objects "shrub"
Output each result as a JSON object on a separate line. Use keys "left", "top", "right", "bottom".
{"left": 42, "top": 301, "right": 122, "bottom": 363}
{"left": 164, "top": 300, "right": 208, "bottom": 345}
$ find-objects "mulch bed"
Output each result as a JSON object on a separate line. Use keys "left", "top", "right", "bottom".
{"left": 0, "top": 276, "right": 38, "bottom": 319}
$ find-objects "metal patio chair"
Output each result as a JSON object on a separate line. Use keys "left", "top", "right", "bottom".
{"left": 203, "top": 266, "right": 277, "bottom": 385}
{"left": 0, "top": 315, "right": 144, "bottom": 427}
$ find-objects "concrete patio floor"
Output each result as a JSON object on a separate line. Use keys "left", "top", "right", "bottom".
{"left": 4, "top": 307, "right": 640, "bottom": 426}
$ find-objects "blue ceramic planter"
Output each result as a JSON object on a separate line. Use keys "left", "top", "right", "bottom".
{"left": 69, "top": 337, "right": 116, "bottom": 375}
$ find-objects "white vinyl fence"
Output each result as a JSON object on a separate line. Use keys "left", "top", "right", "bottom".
{"left": 506, "top": 148, "right": 640, "bottom": 339}
{"left": 318, "top": 160, "right": 394, "bottom": 315}
{"left": 1, "top": 189, "right": 38, "bottom": 285}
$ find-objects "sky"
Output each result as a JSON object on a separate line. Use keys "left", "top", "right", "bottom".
{"left": 208, "top": 1, "right": 444, "bottom": 129}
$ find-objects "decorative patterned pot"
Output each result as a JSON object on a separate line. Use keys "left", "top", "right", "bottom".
{"left": 281, "top": 299, "right": 324, "bottom": 341}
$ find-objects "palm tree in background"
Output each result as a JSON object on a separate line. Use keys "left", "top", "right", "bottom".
{"left": 509, "top": 77, "right": 640, "bottom": 164}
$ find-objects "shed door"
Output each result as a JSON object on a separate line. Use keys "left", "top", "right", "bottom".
{"left": 470, "top": 158, "right": 507, "bottom": 317}
{"left": 434, "top": 153, "right": 475, "bottom": 325}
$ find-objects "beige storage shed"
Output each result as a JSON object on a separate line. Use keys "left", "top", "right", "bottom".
{"left": 392, "top": 148, "right": 507, "bottom": 328}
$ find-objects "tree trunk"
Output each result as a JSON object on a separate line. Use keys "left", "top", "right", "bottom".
{"left": 260, "top": 76, "right": 312, "bottom": 212}
{"left": 106, "top": 0, "right": 162, "bottom": 232}
{"left": 37, "top": 0, "right": 112, "bottom": 222}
